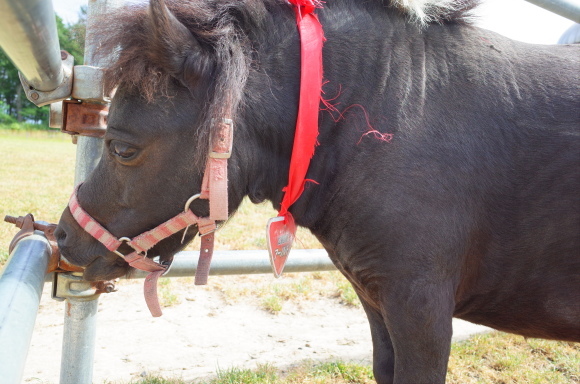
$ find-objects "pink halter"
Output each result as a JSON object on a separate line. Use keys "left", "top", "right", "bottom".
{"left": 68, "top": 118, "right": 233, "bottom": 317}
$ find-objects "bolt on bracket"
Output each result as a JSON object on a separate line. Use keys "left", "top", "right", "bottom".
{"left": 19, "top": 50, "right": 74, "bottom": 107}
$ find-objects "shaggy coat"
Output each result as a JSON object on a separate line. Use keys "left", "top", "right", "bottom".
{"left": 56, "top": 1, "right": 580, "bottom": 383}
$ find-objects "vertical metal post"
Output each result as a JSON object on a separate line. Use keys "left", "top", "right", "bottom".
{"left": 0, "top": 235, "right": 51, "bottom": 384}
{"left": 61, "top": 301, "right": 98, "bottom": 383}
{"left": 56, "top": 1, "right": 124, "bottom": 383}
{"left": 53, "top": 273, "right": 101, "bottom": 384}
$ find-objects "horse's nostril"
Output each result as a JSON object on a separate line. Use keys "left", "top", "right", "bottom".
{"left": 54, "top": 226, "right": 67, "bottom": 242}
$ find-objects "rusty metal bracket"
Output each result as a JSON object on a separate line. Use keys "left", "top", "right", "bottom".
{"left": 4, "top": 214, "right": 82, "bottom": 273}
{"left": 4, "top": 214, "right": 117, "bottom": 297}
{"left": 62, "top": 100, "right": 108, "bottom": 138}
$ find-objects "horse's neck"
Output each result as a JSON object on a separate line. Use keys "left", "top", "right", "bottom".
{"left": 240, "top": 5, "right": 428, "bottom": 221}
{"left": 239, "top": 5, "right": 480, "bottom": 225}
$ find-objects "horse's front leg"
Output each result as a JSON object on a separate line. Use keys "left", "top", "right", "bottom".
{"left": 380, "top": 278, "right": 455, "bottom": 384}
{"left": 359, "top": 299, "right": 395, "bottom": 384}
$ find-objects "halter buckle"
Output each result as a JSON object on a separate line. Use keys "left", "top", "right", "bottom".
{"left": 209, "top": 118, "right": 233, "bottom": 159}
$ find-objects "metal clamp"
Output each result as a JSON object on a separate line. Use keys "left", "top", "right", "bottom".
{"left": 61, "top": 99, "right": 108, "bottom": 138}
{"left": 51, "top": 272, "right": 101, "bottom": 302}
{"left": 19, "top": 51, "right": 74, "bottom": 107}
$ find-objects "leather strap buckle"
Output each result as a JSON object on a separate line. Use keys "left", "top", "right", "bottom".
{"left": 209, "top": 118, "right": 233, "bottom": 159}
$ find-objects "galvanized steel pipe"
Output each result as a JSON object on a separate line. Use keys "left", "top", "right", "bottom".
{"left": 0, "top": 0, "right": 64, "bottom": 91}
{"left": 56, "top": 1, "right": 124, "bottom": 382}
{"left": 59, "top": 290, "right": 99, "bottom": 384}
{"left": 130, "top": 249, "right": 336, "bottom": 279}
{"left": 0, "top": 234, "right": 51, "bottom": 384}
{"left": 525, "top": 0, "right": 580, "bottom": 23}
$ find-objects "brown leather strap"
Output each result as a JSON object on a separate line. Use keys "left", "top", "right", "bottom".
{"left": 195, "top": 232, "right": 215, "bottom": 285}
{"left": 144, "top": 269, "right": 166, "bottom": 317}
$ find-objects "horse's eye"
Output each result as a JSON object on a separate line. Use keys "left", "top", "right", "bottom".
{"left": 109, "top": 140, "right": 139, "bottom": 161}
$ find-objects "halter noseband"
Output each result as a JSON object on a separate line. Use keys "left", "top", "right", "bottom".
{"left": 68, "top": 118, "right": 233, "bottom": 317}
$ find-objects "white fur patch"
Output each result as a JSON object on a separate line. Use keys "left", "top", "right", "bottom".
{"left": 392, "top": 0, "right": 464, "bottom": 24}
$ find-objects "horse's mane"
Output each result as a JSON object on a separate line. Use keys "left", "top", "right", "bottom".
{"left": 95, "top": 0, "right": 482, "bottom": 97}
{"left": 94, "top": 0, "right": 264, "bottom": 169}
{"left": 93, "top": 0, "right": 480, "bottom": 168}
{"left": 392, "top": 0, "right": 480, "bottom": 25}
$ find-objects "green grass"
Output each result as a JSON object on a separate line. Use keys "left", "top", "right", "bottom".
{"left": 119, "top": 361, "right": 374, "bottom": 384}
{"left": 117, "top": 334, "right": 580, "bottom": 384}
{"left": 0, "top": 131, "right": 76, "bottom": 264}
{"left": 213, "top": 272, "right": 361, "bottom": 314}
{"left": 158, "top": 277, "right": 181, "bottom": 307}
{"left": 447, "top": 332, "right": 580, "bottom": 384}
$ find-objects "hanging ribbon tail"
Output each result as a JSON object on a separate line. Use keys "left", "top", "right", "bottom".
{"left": 270, "top": 1, "right": 324, "bottom": 278}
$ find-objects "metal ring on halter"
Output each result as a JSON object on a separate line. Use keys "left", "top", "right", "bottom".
{"left": 184, "top": 194, "right": 201, "bottom": 212}
{"left": 161, "top": 260, "right": 173, "bottom": 276}
{"left": 113, "top": 237, "right": 132, "bottom": 259}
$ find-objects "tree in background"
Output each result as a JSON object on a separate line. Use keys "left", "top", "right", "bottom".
{"left": 0, "top": 9, "right": 86, "bottom": 128}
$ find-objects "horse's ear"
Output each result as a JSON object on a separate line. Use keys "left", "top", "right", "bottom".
{"left": 148, "top": 0, "right": 213, "bottom": 88}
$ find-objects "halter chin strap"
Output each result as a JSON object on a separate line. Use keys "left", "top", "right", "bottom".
{"left": 68, "top": 118, "right": 233, "bottom": 317}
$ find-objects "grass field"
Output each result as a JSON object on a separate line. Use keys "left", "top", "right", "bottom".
{"left": 2, "top": 131, "right": 579, "bottom": 384}
{"left": 119, "top": 330, "right": 580, "bottom": 384}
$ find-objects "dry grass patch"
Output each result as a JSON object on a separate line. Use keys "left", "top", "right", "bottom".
{"left": 211, "top": 271, "right": 360, "bottom": 314}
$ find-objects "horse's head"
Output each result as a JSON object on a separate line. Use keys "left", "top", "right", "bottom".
{"left": 55, "top": 0, "right": 252, "bottom": 281}
{"left": 56, "top": 87, "right": 207, "bottom": 281}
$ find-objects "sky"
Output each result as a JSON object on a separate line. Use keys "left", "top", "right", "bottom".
{"left": 53, "top": 0, "right": 577, "bottom": 44}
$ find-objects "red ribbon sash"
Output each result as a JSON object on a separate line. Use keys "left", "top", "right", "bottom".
{"left": 279, "top": 0, "right": 324, "bottom": 222}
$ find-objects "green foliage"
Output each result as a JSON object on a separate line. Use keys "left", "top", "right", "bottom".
{"left": 212, "top": 364, "right": 278, "bottom": 384}
{"left": 158, "top": 278, "right": 181, "bottom": 307}
{"left": 0, "top": 10, "right": 86, "bottom": 127}
{"left": 261, "top": 295, "right": 283, "bottom": 314}
{"left": 310, "top": 361, "right": 374, "bottom": 383}
{"left": 56, "top": 8, "right": 86, "bottom": 63}
{"left": 123, "top": 377, "right": 187, "bottom": 384}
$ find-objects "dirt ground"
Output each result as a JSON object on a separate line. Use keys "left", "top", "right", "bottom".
{"left": 22, "top": 276, "right": 490, "bottom": 384}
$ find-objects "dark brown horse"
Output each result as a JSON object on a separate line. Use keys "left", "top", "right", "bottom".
{"left": 55, "top": 0, "right": 580, "bottom": 382}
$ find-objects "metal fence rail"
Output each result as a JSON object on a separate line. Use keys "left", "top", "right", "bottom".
{"left": 0, "top": 234, "right": 52, "bottom": 384}
{"left": 0, "top": 0, "right": 64, "bottom": 91}
{"left": 525, "top": 0, "right": 580, "bottom": 23}
{"left": 131, "top": 249, "right": 336, "bottom": 279}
